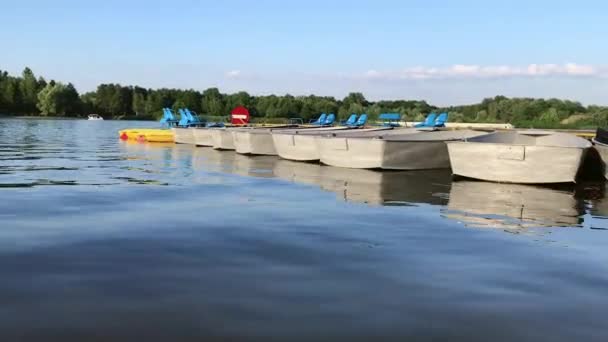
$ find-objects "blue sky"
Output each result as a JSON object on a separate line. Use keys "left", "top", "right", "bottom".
{"left": 1, "top": 0, "right": 607, "bottom": 105}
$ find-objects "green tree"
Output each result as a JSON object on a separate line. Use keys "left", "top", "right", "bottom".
{"left": 540, "top": 108, "right": 559, "bottom": 123}
{"left": 176, "top": 90, "right": 202, "bottom": 113}
{"left": 201, "top": 88, "right": 225, "bottom": 116}
{"left": 225, "top": 91, "right": 251, "bottom": 111}
{"left": 172, "top": 100, "right": 186, "bottom": 111}
{"left": 132, "top": 87, "right": 147, "bottom": 116}
{"left": 19, "top": 67, "right": 39, "bottom": 113}
{"left": 80, "top": 91, "right": 97, "bottom": 114}
{"left": 4, "top": 78, "right": 22, "bottom": 113}
{"left": 37, "top": 83, "right": 62, "bottom": 115}
{"left": 36, "top": 82, "right": 80, "bottom": 116}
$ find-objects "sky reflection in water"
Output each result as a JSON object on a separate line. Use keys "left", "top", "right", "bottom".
{"left": 1, "top": 119, "right": 608, "bottom": 341}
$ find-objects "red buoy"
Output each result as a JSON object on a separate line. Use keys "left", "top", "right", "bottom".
{"left": 120, "top": 133, "right": 128, "bottom": 140}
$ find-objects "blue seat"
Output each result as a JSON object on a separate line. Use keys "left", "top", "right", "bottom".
{"left": 434, "top": 112, "right": 448, "bottom": 127}
{"left": 341, "top": 114, "right": 358, "bottom": 126}
{"left": 323, "top": 113, "right": 336, "bottom": 126}
{"left": 415, "top": 113, "right": 437, "bottom": 128}
{"left": 184, "top": 108, "right": 206, "bottom": 127}
{"left": 160, "top": 108, "right": 170, "bottom": 124}
{"left": 166, "top": 108, "right": 177, "bottom": 121}
{"left": 354, "top": 114, "right": 368, "bottom": 127}
{"left": 178, "top": 108, "right": 190, "bottom": 127}
{"left": 310, "top": 113, "right": 327, "bottom": 125}
{"left": 160, "top": 108, "right": 179, "bottom": 127}
{"left": 378, "top": 113, "right": 401, "bottom": 127}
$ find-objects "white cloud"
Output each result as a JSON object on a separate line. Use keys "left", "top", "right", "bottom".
{"left": 358, "top": 63, "right": 606, "bottom": 80}
{"left": 225, "top": 70, "right": 241, "bottom": 78}
{"left": 364, "top": 69, "right": 381, "bottom": 78}
{"left": 564, "top": 63, "right": 596, "bottom": 76}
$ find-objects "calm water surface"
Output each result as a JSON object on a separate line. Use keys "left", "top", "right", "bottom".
{"left": 1, "top": 118, "right": 608, "bottom": 341}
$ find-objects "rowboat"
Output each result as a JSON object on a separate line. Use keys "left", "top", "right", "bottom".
{"left": 317, "top": 129, "right": 487, "bottom": 169}
{"left": 271, "top": 127, "right": 387, "bottom": 161}
{"left": 211, "top": 128, "right": 236, "bottom": 150}
{"left": 447, "top": 130, "right": 591, "bottom": 184}
{"left": 232, "top": 126, "right": 298, "bottom": 155}
{"left": 594, "top": 141, "right": 608, "bottom": 180}
{"left": 171, "top": 127, "right": 196, "bottom": 145}
{"left": 232, "top": 128, "right": 276, "bottom": 155}
{"left": 592, "top": 128, "right": 608, "bottom": 179}
{"left": 192, "top": 127, "right": 214, "bottom": 146}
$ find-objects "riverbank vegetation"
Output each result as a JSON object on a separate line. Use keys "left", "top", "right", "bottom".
{"left": 1, "top": 67, "right": 607, "bottom": 128}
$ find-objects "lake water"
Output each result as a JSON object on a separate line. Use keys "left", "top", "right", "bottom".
{"left": 1, "top": 118, "right": 608, "bottom": 341}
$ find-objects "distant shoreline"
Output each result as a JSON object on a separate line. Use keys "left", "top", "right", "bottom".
{"left": 0, "top": 115, "right": 155, "bottom": 122}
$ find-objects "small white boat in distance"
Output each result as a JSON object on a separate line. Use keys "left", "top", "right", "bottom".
{"left": 447, "top": 130, "right": 592, "bottom": 184}
{"left": 87, "top": 114, "right": 103, "bottom": 120}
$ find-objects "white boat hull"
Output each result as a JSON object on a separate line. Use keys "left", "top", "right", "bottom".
{"left": 317, "top": 138, "right": 453, "bottom": 170}
{"left": 233, "top": 130, "right": 277, "bottom": 155}
{"left": 382, "top": 141, "right": 452, "bottom": 169}
{"left": 593, "top": 140, "right": 608, "bottom": 179}
{"left": 270, "top": 127, "right": 354, "bottom": 161}
{"left": 211, "top": 129, "right": 235, "bottom": 150}
{"left": 272, "top": 134, "right": 321, "bottom": 161}
{"left": 172, "top": 127, "right": 196, "bottom": 145}
{"left": 193, "top": 128, "right": 213, "bottom": 146}
{"left": 317, "top": 128, "right": 465, "bottom": 169}
{"left": 447, "top": 142, "right": 587, "bottom": 184}
{"left": 318, "top": 137, "right": 385, "bottom": 168}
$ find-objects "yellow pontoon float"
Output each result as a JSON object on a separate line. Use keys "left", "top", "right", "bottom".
{"left": 119, "top": 129, "right": 174, "bottom": 143}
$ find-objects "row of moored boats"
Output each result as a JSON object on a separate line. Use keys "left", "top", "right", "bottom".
{"left": 170, "top": 112, "right": 605, "bottom": 185}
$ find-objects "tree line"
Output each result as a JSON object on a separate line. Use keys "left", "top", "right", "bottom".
{"left": 1, "top": 67, "right": 607, "bottom": 128}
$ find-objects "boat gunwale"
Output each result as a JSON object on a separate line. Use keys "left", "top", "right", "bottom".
{"left": 446, "top": 140, "right": 592, "bottom": 150}
{"left": 270, "top": 127, "right": 354, "bottom": 136}
{"left": 317, "top": 129, "right": 486, "bottom": 143}
{"left": 592, "top": 138, "right": 608, "bottom": 147}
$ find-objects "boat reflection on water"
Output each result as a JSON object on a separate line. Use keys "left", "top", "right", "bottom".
{"left": 121, "top": 143, "right": 606, "bottom": 230}
{"left": 189, "top": 147, "right": 452, "bottom": 206}
{"left": 273, "top": 159, "right": 452, "bottom": 206}
{"left": 192, "top": 147, "right": 237, "bottom": 174}
{"left": 193, "top": 148, "right": 278, "bottom": 178}
{"left": 444, "top": 181, "right": 589, "bottom": 229}
{"left": 584, "top": 183, "right": 608, "bottom": 230}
